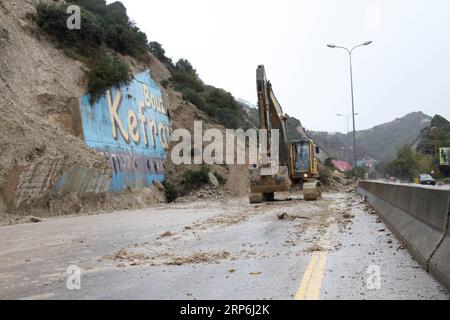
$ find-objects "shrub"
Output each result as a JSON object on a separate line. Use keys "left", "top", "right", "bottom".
{"left": 163, "top": 181, "right": 177, "bottom": 203}
{"left": 36, "top": 1, "right": 148, "bottom": 58}
{"left": 160, "top": 79, "right": 169, "bottom": 89}
{"left": 345, "top": 167, "right": 367, "bottom": 180}
{"left": 168, "top": 59, "right": 252, "bottom": 129}
{"left": 70, "top": 0, "right": 148, "bottom": 57}
{"left": 386, "top": 145, "right": 433, "bottom": 181}
{"left": 183, "top": 166, "right": 210, "bottom": 190}
{"left": 149, "top": 41, "right": 173, "bottom": 68}
{"left": 214, "top": 172, "right": 227, "bottom": 185}
{"left": 170, "top": 59, "right": 204, "bottom": 92}
{"left": 87, "top": 53, "right": 131, "bottom": 103}
{"left": 35, "top": 1, "right": 147, "bottom": 101}
{"left": 180, "top": 88, "right": 206, "bottom": 109}
{"left": 324, "top": 158, "right": 336, "bottom": 171}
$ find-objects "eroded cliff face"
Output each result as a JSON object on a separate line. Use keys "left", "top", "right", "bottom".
{"left": 0, "top": 0, "right": 248, "bottom": 221}
{"left": 0, "top": 0, "right": 164, "bottom": 219}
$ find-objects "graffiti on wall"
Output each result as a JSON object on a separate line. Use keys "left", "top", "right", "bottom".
{"left": 79, "top": 70, "right": 170, "bottom": 191}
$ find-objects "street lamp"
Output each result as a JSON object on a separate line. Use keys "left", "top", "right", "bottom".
{"left": 337, "top": 113, "right": 359, "bottom": 165}
{"left": 327, "top": 41, "right": 372, "bottom": 167}
{"left": 336, "top": 113, "right": 359, "bottom": 135}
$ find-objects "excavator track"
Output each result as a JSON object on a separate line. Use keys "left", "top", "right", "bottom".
{"left": 303, "top": 181, "right": 322, "bottom": 201}
{"left": 249, "top": 192, "right": 263, "bottom": 204}
{"left": 248, "top": 192, "right": 275, "bottom": 204}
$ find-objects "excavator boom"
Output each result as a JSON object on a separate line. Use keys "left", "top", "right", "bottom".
{"left": 256, "top": 65, "right": 290, "bottom": 168}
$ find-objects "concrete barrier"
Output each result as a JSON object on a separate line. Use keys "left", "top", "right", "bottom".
{"left": 429, "top": 216, "right": 450, "bottom": 291}
{"left": 357, "top": 181, "right": 450, "bottom": 291}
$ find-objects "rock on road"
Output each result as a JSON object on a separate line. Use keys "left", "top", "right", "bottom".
{"left": 0, "top": 191, "right": 448, "bottom": 300}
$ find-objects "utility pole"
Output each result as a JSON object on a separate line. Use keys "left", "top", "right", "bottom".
{"left": 337, "top": 113, "right": 359, "bottom": 166}
{"left": 327, "top": 41, "right": 373, "bottom": 168}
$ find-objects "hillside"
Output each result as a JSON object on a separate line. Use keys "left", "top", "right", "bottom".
{"left": 237, "top": 101, "right": 432, "bottom": 164}
{"left": 0, "top": 0, "right": 249, "bottom": 219}
{"left": 0, "top": 0, "right": 443, "bottom": 220}
{"left": 308, "top": 112, "right": 432, "bottom": 162}
{"left": 414, "top": 114, "right": 450, "bottom": 177}
{"left": 414, "top": 115, "right": 450, "bottom": 154}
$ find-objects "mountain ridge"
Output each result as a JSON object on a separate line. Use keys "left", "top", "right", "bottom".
{"left": 238, "top": 100, "right": 433, "bottom": 163}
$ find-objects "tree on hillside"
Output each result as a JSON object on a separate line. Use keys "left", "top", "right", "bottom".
{"left": 386, "top": 145, "right": 432, "bottom": 181}
{"left": 149, "top": 41, "right": 173, "bottom": 67}
{"left": 416, "top": 115, "right": 450, "bottom": 179}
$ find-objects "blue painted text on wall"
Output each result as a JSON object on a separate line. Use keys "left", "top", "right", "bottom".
{"left": 79, "top": 70, "right": 170, "bottom": 191}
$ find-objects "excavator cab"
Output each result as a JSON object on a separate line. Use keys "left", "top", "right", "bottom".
{"left": 290, "top": 139, "right": 320, "bottom": 180}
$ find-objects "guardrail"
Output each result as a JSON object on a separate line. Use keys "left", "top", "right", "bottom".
{"left": 357, "top": 180, "right": 450, "bottom": 292}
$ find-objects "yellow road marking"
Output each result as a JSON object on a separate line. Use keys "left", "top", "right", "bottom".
{"left": 295, "top": 251, "right": 328, "bottom": 300}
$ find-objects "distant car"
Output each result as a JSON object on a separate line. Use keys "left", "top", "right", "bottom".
{"left": 419, "top": 174, "right": 436, "bottom": 186}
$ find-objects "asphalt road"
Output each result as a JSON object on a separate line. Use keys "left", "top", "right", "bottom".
{"left": 0, "top": 191, "right": 448, "bottom": 300}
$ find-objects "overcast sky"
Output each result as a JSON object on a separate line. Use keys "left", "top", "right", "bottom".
{"left": 112, "top": 0, "right": 450, "bottom": 133}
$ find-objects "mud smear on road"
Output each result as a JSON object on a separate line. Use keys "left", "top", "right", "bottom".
{"left": 104, "top": 248, "right": 258, "bottom": 268}
{"left": 274, "top": 190, "right": 356, "bottom": 251}
{"left": 100, "top": 190, "right": 359, "bottom": 269}
{"left": 97, "top": 198, "right": 268, "bottom": 268}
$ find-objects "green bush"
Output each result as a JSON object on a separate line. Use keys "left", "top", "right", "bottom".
{"left": 167, "top": 59, "right": 252, "bottom": 129}
{"left": 171, "top": 59, "right": 204, "bottom": 92}
{"left": 163, "top": 181, "right": 178, "bottom": 203}
{"left": 386, "top": 145, "right": 432, "bottom": 181}
{"left": 36, "top": 4, "right": 105, "bottom": 56}
{"left": 345, "top": 167, "right": 367, "bottom": 180}
{"left": 149, "top": 41, "right": 174, "bottom": 68}
{"left": 214, "top": 172, "right": 227, "bottom": 185}
{"left": 160, "top": 79, "right": 169, "bottom": 89}
{"left": 68, "top": 0, "right": 148, "bottom": 57}
{"left": 203, "top": 86, "right": 246, "bottom": 129}
{"left": 324, "top": 158, "right": 336, "bottom": 171}
{"left": 180, "top": 88, "right": 206, "bottom": 109}
{"left": 87, "top": 53, "right": 131, "bottom": 103}
{"left": 35, "top": 1, "right": 147, "bottom": 101}
{"left": 183, "top": 166, "right": 210, "bottom": 190}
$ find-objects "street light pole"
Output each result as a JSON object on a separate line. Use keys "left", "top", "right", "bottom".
{"left": 337, "top": 113, "right": 358, "bottom": 165}
{"left": 336, "top": 114, "right": 350, "bottom": 135}
{"left": 328, "top": 41, "right": 372, "bottom": 168}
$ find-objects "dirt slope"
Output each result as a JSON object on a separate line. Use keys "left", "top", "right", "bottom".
{"left": 147, "top": 53, "right": 249, "bottom": 197}
{"left": 0, "top": 0, "right": 248, "bottom": 222}
{"left": 0, "top": 0, "right": 165, "bottom": 220}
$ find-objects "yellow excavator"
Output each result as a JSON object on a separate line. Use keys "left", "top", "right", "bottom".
{"left": 249, "top": 65, "right": 322, "bottom": 203}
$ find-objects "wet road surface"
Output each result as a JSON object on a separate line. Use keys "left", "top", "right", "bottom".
{"left": 0, "top": 191, "right": 448, "bottom": 300}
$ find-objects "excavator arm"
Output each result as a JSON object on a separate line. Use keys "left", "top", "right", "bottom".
{"left": 256, "top": 65, "right": 289, "bottom": 167}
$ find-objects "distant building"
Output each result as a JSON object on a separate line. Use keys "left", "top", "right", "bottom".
{"left": 332, "top": 160, "right": 353, "bottom": 172}
{"left": 357, "top": 158, "right": 377, "bottom": 168}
